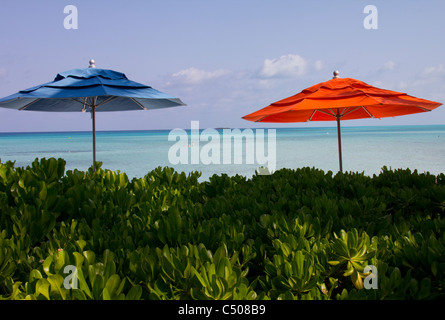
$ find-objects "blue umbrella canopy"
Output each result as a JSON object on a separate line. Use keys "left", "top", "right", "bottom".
{"left": 0, "top": 62, "right": 185, "bottom": 112}
{"left": 0, "top": 60, "right": 186, "bottom": 168}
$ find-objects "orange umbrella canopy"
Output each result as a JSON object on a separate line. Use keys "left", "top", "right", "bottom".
{"left": 242, "top": 72, "right": 442, "bottom": 172}
{"left": 242, "top": 73, "right": 442, "bottom": 123}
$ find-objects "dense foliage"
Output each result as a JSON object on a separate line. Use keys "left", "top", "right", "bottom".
{"left": 0, "top": 158, "right": 444, "bottom": 300}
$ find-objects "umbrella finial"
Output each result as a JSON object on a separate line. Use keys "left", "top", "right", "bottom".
{"left": 333, "top": 70, "right": 340, "bottom": 79}
{"left": 89, "top": 59, "right": 96, "bottom": 68}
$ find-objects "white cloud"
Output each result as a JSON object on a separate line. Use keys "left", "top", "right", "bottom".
{"left": 422, "top": 64, "right": 445, "bottom": 76}
{"left": 260, "top": 54, "right": 307, "bottom": 78}
{"left": 373, "top": 80, "right": 384, "bottom": 87}
{"left": 314, "top": 60, "right": 323, "bottom": 71}
{"left": 171, "top": 67, "right": 229, "bottom": 84}
{"left": 383, "top": 61, "right": 395, "bottom": 71}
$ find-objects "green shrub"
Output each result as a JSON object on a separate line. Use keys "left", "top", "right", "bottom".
{"left": 0, "top": 158, "right": 444, "bottom": 300}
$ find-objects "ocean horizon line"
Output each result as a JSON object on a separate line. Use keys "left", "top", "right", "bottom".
{"left": 1, "top": 123, "right": 444, "bottom": 135}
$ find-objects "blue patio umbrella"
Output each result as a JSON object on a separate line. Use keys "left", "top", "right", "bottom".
{"left": 0, "top": 60, "right": 186, "bottom": 169}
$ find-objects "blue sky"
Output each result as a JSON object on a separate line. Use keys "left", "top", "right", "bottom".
{"left": 0, "top": 0, "right": 444, "bottom": 132}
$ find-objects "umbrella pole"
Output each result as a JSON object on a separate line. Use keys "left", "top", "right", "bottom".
{"left": 92, "top": 101, "right": 97, "bottom": 172}
{"left": 336, "top": 112, "right": 343, "bottom": 173}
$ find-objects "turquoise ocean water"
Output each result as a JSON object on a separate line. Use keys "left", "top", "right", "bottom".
{"left": 1, "top": 125, "right": 444, "bottom": 181}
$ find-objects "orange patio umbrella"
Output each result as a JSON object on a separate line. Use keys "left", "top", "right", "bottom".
{"left": 242, "top": 71, "right": 442, "bottom": 172}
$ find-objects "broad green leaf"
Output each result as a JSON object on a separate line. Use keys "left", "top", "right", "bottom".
{"left": 105, "top": 274, "right": 122, "bottom": 296}
{"left": 73, "top": 252, "right": 84, "bottom": 269}
{"left": 76, "top": 240, "right": 86, "bottom": 252}
{"left": 48, "top": 274, "right": 67, "bottom": 300}
{"left": 43, "top": 256, "right": 54, "bottom": 276}
{"left": 351, "top": 270, "right": 364, "bottom": 290}
{"left": 102, "top": 288, "right": 111, "bottom": 300}
{"left": 191, "top": 266, "right": 207, "bottom": 288}
{"left": 29, "top": 269, "right": 43, "bottom": 283}
{"left": 75, "top": 267, "right": 92, "bottom": 299}
{"left": 92, "top": 275, "right": 104, "bottom": 300}
{"left": 36, "top": 279, "right": 50, "bottom": 300}
{"left": 54, "top": 251, "right": 67, "bottom": 273}
{"left": 126, "top": 285, "right": 142, "bottom": 300}
{"left": 38, "top": 182, "right": 47, "bottom": 200}
{"left": 83, "top": 250, "right": 96, "bottom": 265}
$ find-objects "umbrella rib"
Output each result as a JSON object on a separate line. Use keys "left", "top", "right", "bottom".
{"left": 308, "top": 110, "right": 317, "bottom": 121}
{"left": 318, "top": 109, "right": 337, "bottom": 118}
{"left": 130, "top": 98, "right": 148, "bottom": 110}
{"left": 71, "top": 97, "right": 92, "bottom": 107}
{"left": 255, "top": 116, "right": 267, "bottom": 122}
{"left": 83, "top": 97, "right": 89, "bottom": 112}
{"left": 362, "top": 106, "right": 375, "bottom": 118}
{"left": 70, "top": 96, "right": 118, "bottom": 110}
{"left": 341, "top": 106, "right": 362, "bottom": 117}
{"left": 340, "top": 108, "right": 349, "bottom": 116}
{"left": 18, "top": 98, "right": 41, "bottom": 111}
{"left": 416, "top": 105, "right": 434, "bottom": 112}
{"left": 95, "top": 96, "right": 118, "bottom": 109}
